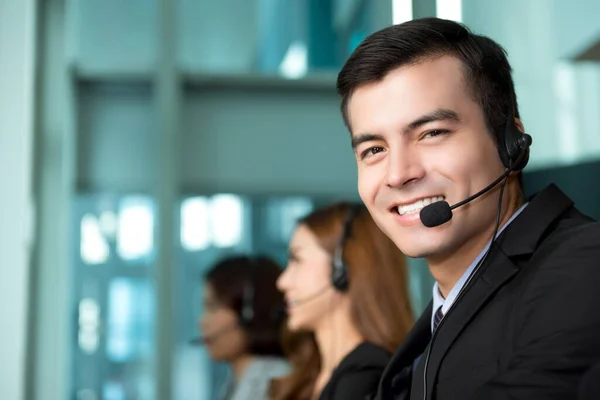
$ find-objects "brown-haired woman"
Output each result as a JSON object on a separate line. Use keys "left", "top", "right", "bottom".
{"left": 200, "top": 255, "right": 291, "bottom": 400}
{"left": 270, "top": 203, "right": 414, "bottom": 400}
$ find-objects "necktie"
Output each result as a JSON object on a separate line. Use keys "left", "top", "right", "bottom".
{"left": 433, "top": 305, "right": 444, "bottom": 332}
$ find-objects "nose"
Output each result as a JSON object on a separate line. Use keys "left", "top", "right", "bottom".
{"left": 385, "top": 144, "right": 425, "bottom": 188}
{"left": 276, "top": 266, "right": 291, "bottom": 292}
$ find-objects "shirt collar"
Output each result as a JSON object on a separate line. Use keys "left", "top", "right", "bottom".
{"left": 431, "top": 202, "right": 529, "bottom": 331}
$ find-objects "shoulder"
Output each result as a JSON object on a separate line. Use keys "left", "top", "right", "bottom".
{"left": 533, "top": 214, "right": 600, "bottom": 270}
{"left": 322, "top": 343, "right": 391, "bottom": 400}
{"left": 247, "top": 356, "right": 291, "bottom": 378}
{"left": 233, "top": 357, "right": 291, "bottom": 400}
{"left": 514, "top": 211, "right": 600, "bottom": 339}
{"left": 336, "top": 342, "right": 391, "bottom": 373}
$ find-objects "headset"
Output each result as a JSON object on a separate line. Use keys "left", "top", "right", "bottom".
{"left": 420, "top": 113, "right": 532, "bottom": 399}
{"left": 498, "top": 112, "right": 532, "bottom": 172}
{"left": 238, "top": 257, "right": 256, "bottom": 327}
{"left": 331, "top": 204, "right": 363, "bottom": 292}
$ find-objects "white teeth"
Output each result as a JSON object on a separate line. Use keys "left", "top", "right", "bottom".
{"left": 397, "top": 196, "right": 445, "bottom": 216}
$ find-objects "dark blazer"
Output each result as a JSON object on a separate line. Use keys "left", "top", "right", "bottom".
{"left": 579, "top": 360, "right": 600, "bottom": 400}
{"left": 319, "top": 342, "right": 391, "bottom": 400}
{"left": 376, "top": 183, "right": 600, "bottom": 400}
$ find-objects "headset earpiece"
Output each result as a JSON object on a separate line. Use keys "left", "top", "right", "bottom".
{"left": 500, "top": 114, "right": 532, "bottom": 171}
{"left": 331, "top": 205, "right": 361, "bottom": 292}
{"left": 239, "top": 280, "right": 254, "bottom": 327}
{"left": 238, "top": 256, "right": 257, "bottom": 328}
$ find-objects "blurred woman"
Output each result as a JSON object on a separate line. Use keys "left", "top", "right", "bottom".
{"left": 269, "top": 202, "right": 414, "bottom": 400}
{"left": 200, "top": 255, "right": 291, "bottom": 400}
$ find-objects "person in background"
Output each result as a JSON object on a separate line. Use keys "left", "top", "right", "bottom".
{"left": 200, "top": 255, "right": 291, "bottom": 400}
{"left": 269, "top": 202, "right": 414, "bottom": 400}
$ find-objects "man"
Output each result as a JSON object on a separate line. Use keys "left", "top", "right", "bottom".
{"left": 336, "top": 17, "right": 600, "bottom": 400}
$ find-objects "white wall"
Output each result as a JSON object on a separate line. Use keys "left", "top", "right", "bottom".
{"left": 0, "top": 0, "right": 37, "bottom": 399}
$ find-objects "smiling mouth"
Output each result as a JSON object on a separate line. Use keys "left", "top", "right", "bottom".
{"left": 394, "top": 196, "right": 446, "bottom": 216}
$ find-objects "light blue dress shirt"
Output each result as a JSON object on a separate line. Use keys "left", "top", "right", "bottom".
{"left": 430, "top": 202, "right": 529, "bottom": 332}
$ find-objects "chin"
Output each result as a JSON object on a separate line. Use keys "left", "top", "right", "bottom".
{"left": 388, "top": 228, "right": 451, "bottom": 259}
{"left": 287, "top": 314, "right": 313, "bottom": 333}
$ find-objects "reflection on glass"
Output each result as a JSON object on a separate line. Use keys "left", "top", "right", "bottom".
{"left": 210, "top": 194, "right": 244, "bottom": 248}
{"left": 117, "top": 197, "right": 154, "bottom": 261}
{"left": 81, "top": 213, "right": 110, "bottom": 265}
{"left": 266, "top": 197, "right": 313, "bottom": 243}
{"left": 106, "top": 278, "right": 154, "bottom": 362}
{"left": 554, "top": 63, "right": 578, "bottom": 163}
{"left": 279, "top": 41, "right": 308, "bottom": 79}
{"left": 99, "top": 210, "right": 118, "bottom": 240}
{"left": 181, "top": 197, "right": 210, "bottom": 251}
{"left": 281, "top": 198, "right": 313, "bottom": 241}
{"left": 436, "top": 0, "right": 462, "bottom": 22}
{"left": 78, "top": 298, "right": 100, "bottom": 354}
{"left": 392, "top": 0, "right": 413, "bottom": 24}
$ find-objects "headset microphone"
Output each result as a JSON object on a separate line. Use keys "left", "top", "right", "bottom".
{"left": 189, "top": 323, "right": 239, "bottom": 346}
{"left": 287, "top": 285, "right": 331, "bottom": 307}
{"left": 420, "top": 132, "right": 532, "bottom": 228}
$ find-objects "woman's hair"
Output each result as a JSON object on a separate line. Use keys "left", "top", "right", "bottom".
{"left": 205, "top": 255, "right": 286, "bottom": 357}
{"left": 269, "top": 202, "right": 414, "bottom": 400}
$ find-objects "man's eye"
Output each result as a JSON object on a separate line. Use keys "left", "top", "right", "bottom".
{"left": 422, "top": 130, "right": 450, "bottom": 139}
{"left": 360, "top": 147, "right": 385, "bottom": 160}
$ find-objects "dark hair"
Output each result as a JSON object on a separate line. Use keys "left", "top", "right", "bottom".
{"left": 337, "top": 17, "right": 519, "bottom": 148}
{"left": 205, "top": 255, "right": 286, "bottom": 357}
{"left": 269, "top": 203, "right": 414, "bottom": 400}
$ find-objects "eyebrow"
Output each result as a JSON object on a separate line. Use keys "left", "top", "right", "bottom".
{"left": 350, "top": 108, "right": 461, "bottom": 150}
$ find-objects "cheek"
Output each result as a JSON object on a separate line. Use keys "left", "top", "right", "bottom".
{"left": 426, "top": 140, "right": 498, "bottom": 190}
{"left": 358, "top": 165, "right": 381, "bottom": 203}
{"left": 207, "top": 330, "right": 247, "bottom": 361}
{"left": 288, "top": 291, "right": 335, "bottom": 332}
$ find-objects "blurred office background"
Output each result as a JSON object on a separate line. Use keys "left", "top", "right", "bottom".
{"left": 2, "top": 0, "right": 600, "bottom": 399}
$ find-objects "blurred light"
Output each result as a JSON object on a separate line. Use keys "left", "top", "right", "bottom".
{"left": 210, "top": 194, "right": 244, "bottom": 248}
{"left": 279, "top": 41, "right": 307, "bottom": 79}
{"left": 181, "top": 197, "right": 210, "bottom": 251}
{"left": 280, "top": 198, "right": 313, "bottom": 242}
{"left": 78, "top": 298, "right": 100, "bottom": 354}
{"left": 117, "top": 197, "right": 153, "bottom": 261}
{"left": 436, "top": 0, "right": 462, "bottom": 22}
{"left": 106, "top": 279, "right": 133, "bottom": 362}
{"left": 78, "top": 330, "right": 99, "bottom": 354}
{"left": 554, "top": 63, "right": 578, "bottom": 163}
{"left": 392, "top": 0, "right": 412, "bottom": 24}
{"left": 99, "top": 211, "right": 118, "bottom": 239}
{"left": 106, "top": 278, "right": 154, "bottom": 362}
{"left": 103, "top": 381, "right": 125, "bottom": 400}
{"left": 80, "top": 214, "right": 109, "bottom": 265}
{"left": 79, "top": 298, "right": 100, "bottom": 327}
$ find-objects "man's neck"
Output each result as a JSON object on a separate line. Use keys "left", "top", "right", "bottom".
{"left": 428, "top": 195, "right": 524, "bottom": 298}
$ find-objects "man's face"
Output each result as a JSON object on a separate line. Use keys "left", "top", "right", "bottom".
{"left": 347, "top": 56, "right": 506, "bottom": 262}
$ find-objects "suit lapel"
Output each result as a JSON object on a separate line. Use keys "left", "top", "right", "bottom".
{"left": 423, "top": 247, "right": 519, "bottom": 398}
{"left": 420, "top": 184, "right": 575, "bottom": 398}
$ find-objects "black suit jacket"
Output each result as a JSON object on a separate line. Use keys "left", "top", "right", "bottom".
{"left": 579, "top": 360, "right": 600, "bottom": 399}
{"left": 376, "top": 183, "right": 600, "bottom": 400}
{"left": 319, "top": 342, "right": 391, "bottom": 400}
